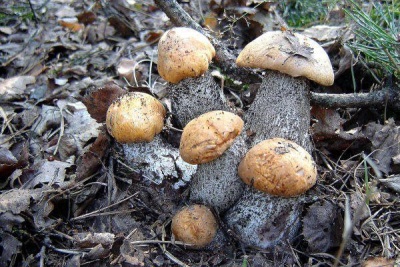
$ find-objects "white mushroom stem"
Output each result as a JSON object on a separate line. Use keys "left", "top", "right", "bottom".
{"left": 168, "top": 72, "right": 247, "bottom": 211}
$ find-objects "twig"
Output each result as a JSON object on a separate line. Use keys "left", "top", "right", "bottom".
{"left": 53, "top": 107, "right": 65, "bottom": 156}
{"left": 27, "top": 0, "right": 39, "bottom": 25}
{"left": 154, "top": 0, "right": 400, "bottom": 111}
{"left": 311, "top": 87, "right": 400, "bottom": 111}
{"left": 130, "top": 240, "right": 194, "bottom": 246}
{"left": 71, "top": 193, "right": 138, "bottom": 221}
{"left": 333, "top": 193, "right": 370, "bottom": 267}
{"left": 39, "top": 246, "right": 45, "bottom": 267}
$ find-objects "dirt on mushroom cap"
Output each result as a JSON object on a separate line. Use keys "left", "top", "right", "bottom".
{"left": 179, "top": 110, "right": 244, "bottom": 164}
{"left": 171, "top": 204, "right": 218, "bottom": 248}
{"left": 236, "top": 31, "right": 334, "bottom": 86}
{"left": 238, "top": 138, "right": 317, "bottom": 197}
{"left": 157, "top": 27, "right": 216, "bottom": 84}
{"left": 106, "top": 92, "right": 166, "bottom": 143}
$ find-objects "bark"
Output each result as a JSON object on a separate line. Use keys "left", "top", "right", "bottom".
{"left": 245, "top": 72, "right": 312, "bottom": 152}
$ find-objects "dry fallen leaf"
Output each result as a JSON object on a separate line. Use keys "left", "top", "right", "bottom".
{"left": 76, "top": 129, "right": 110, "bottom": 181}
{"left": 363, "top": 119, "right": 400, "bottom": 174}
{"left": 59, "top": 20, "right": 84, "bottom": 32}
{"left": 23, "top": 160, "right": 72, "bottom": 189}
{"left": 0, "top": 76, "right": 36, "bottom": 101}
{"left": 303, "top": 25, "right": 348, "bottom": 42}
{"left": 302, "top": 200, "right": 343, "bottom": 252}
{"left": 379, "top": 175, "right": 400, "bottom": 193}
{"left": 74, "top": 232, "right": 115, "bottom": 248}
{"left": 82, "top": 82, "right": 126, "bottom": 123}
{"left": 362, "top": 257, "right": 395, "bottom": 267}
{"left": 0, "top": 233, "right": 22, "bottom": 266}
{"left": 311, "top": 106, "right": 368, "bottom": 152}
{"left": 0, "top": 188, "right": 44, "bottom": 214}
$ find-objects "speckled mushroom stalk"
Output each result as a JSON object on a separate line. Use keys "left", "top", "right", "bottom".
{"left": 158, "top": 27, "right": 247, "bottom": 211}
{"left": 237, "top": 31, "right": 334, "bottom": 152}
{"left": 223, "top": 30, "right": 334, "bottom": 249}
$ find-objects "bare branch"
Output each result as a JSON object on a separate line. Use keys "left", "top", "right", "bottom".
{"left": 311, "top": 87, "right": 400, "bottom": 111}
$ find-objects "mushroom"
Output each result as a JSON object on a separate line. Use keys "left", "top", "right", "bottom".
{"left": 158, "top": 27, "right": 216, "bottom": 84}
{"left": 157, "top": 27, "right": 227, "bottom": 126}
{"left": 238, "top": 138, "right": 317, "bottom": 197}
{"left": 171, "top": 204, "right": 218, "bottom": 248}
{"left": 223, "top": 30, "right": 333, "bottom": 250}
{"left": 180, "top": 110, "right": 244, "bottom": 165}
{"left": 181, "top": 111, "right": 246, "bottom": 211}
{"left": 157, "top": 28, "right": 247, "bottom": 211}
{"left": 236, "top": 30, "right": 334, "bottom": 151}
{"left": 106, "top": 92, "right": 166, "bottom": 143}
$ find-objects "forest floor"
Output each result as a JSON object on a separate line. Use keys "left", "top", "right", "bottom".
{"left": 0, "top": 0, "right": 399, "bottom": 266}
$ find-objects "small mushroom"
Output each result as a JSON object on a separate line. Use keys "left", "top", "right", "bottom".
{"left": 106, "top": 92, "right": 166, "bottom": 143}
{"left": 180, "top": 110, "right": 244, "bottom": 164}
{"left": 238, "top": 138, "right": 317, "bottom": 197}
{"left": 171, "top": 204, "right": 218, "bottom": 248}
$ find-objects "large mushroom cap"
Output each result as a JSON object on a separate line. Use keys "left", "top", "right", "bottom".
{"left": 236, "top": 31, "right": 334, "bottom": 86}
{"left": 180, "top": 110, "right": 244, "bottom": 164}
{"left": 238, "top": 138, "right": 317, "bottom": 197}
{"left": 171, "top": 204, "right": 218, "bottom": 248}
{"left": 106, "top": 92, "right": 166, "bottom": 143}
{"left": 158, "top": 27, "right": 216, "bottom": 84}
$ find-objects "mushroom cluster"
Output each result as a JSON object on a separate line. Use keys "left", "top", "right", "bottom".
{"left": 106, "top": 27, "right": 334, "bottom": 251}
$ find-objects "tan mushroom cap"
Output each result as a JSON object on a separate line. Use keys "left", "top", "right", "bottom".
{"left": 158, "top": 27, "right": 216, "bottom": 84}
{"left": 180, "top": 110, "right": 244, "bottom": 164}
{"left": 171, "top": 204, "right": 218, "bottom": 248}
{"left": 236, "top": 31, "right": 334, "bottom": 86}
{"left": 106, "top": 92, "right": 166, "bottom": 143}
{"left": 238, "top": 138, "right": 317, "bottom": 197}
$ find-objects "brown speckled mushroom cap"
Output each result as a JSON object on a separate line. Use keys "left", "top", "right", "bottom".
{"left": 158, "top": 27, "right": 216, "bottom": 84}
{"left": 180, "top": 110, "right": 244, "bottom": 164}
{"left": 106, "top": 92, "right": 166, "bottom": 143}
{"left": 238, "top": 138, "right": 317, "bottom": 197}
{"left": 236, "top": 31, "right": 334, "bottom": 86}
{"left": 171, "top": 204, "right": 218, "bottom": 248}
